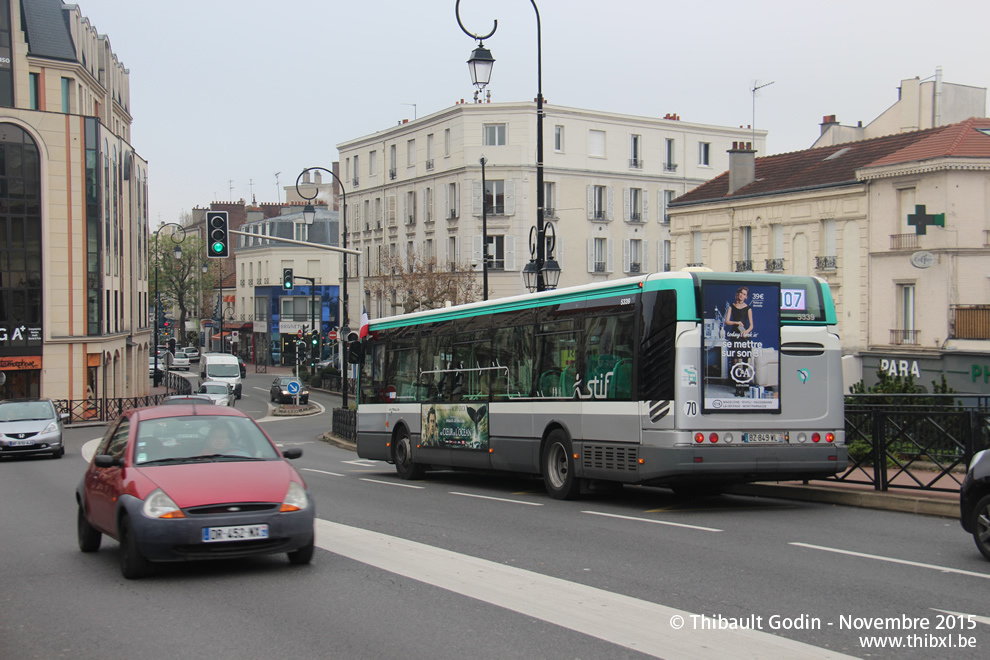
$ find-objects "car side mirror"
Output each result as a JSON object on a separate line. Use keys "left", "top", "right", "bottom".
{"left": 282, "top": 447, "right": 303, "bottom": 460}
{"left": 94, "top": 454, "right": 118, "bottom": 468}
{"left": 60, "top": 413, "right": 70, "bottom": 421}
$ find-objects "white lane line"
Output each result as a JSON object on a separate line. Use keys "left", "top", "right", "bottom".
{"left": 450, "top": 491, "right": 543, "bottom": 506}
{"left": 930, "top": 609, "right": 990, "bottom": 626}
{"left": 583, "top": 510, "right": 723, "bottom": 533}
{"left": 81, "top": 438, "right": 102, "bottom": 463}
{"left": 342, "top": 459, "right": 379, "bottom": 467}
{"left": 790, "top": 543, "right": 990, "bottom": 580}
{"left": 302, "top": 468, "right": 344, "bottom": 477}
{"left": 359, "top": 478, "right": 425, "bottom": 489}
{"left": 315, "top": 519, "right": 855, "bottom": 660}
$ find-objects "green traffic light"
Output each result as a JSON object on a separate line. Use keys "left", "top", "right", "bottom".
{"left": 212, "top": 242, "right": 223, "bottom": 253}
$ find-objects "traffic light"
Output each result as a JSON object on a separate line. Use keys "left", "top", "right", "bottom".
{"left": 206, "top": 211, "right": 229, "bottom": 258}
{"left": 161, "top": 315, "right": 170, "bottom": 329}
{"left": 282, "top": 268, "right": 294, "bottom": 290}
{"left": 310, "top": 331, "right": 320, "bottom": 360}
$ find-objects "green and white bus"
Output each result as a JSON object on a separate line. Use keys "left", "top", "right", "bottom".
{"left": 355, "top": 271, "right": 846, "bottom": 499}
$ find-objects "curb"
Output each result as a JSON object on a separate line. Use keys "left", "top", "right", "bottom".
{"left": 728, "top": 483, "right": 959, "bottom": 519}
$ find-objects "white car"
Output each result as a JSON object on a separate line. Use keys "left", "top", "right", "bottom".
{"left": 194, "top": 381, "right": 235, "bottom": 406}
{"left": 182, "top": 347, "right": 200, "bottom": 363}
{"left": 166, "top": 352, "right": 190, "bottom": 371}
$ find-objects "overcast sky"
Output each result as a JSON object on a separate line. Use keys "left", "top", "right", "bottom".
{"left": 73, "top": 0, "right": 989, "bottom": 229}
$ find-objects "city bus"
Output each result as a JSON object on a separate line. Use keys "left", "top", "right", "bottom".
{"left": 355, "top": 271, "right": 846, "bottom": 499}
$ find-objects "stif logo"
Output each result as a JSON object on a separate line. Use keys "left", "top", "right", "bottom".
{"left": 797, "top": 369, "right": 810, "bottom": 384}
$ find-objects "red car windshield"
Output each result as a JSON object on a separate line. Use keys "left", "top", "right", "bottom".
{"left": 134, "top": 416, "right": 280, "bottom": 465}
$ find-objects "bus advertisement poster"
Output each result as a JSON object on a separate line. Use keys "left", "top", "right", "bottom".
{"left": 422, "top": 403, "right": 489, "bottom": 450}
{"left": 701, "top": 281, "right": 781, "bottom": 413}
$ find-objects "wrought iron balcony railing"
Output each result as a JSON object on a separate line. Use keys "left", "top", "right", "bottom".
{"left": 890, "top": 329, "right": 920, "bottom": 345}
{"left": 815, "top": 255, "right": 837, "bottom": 271}
{"left": 890, "top": 233, "right": 919, "bottom": 250}
{"left": 735, "top": 260, "right": 753, "bottom": 272}
{"left": 765, "top": 258, "right": 784, "bottom": 272}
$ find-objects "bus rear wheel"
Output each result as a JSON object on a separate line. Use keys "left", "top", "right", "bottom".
{"left": 543, "top": 430, "right": 581, "bottom": 500}
{"left": 393, "top": 429, "right": 424, "bottom": 480}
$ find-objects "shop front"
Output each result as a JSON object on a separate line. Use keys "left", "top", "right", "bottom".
{"left": 861, "top": 350, "right": 990, "bottom": 394}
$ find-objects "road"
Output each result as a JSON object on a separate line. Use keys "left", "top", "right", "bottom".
{"left": 1, "top": 372, "right": 988, "bottom": 659}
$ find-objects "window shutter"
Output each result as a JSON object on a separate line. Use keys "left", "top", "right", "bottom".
{"left": 587, "top": 238, "right": 595, "bottom": 272}
{"left": 444, "top": 185, "right": 450, "bottom": 219}
{"left": 472, "top": 235, "right": 482, "bottom": 266}
{"left": 642, "top": 240, "right": 649, "bottom": 272}
{"left": 505, "top": 180, "right": 515, "bottom": 215}
{"left": 587, "top": 185, "right": 594, "bottom": 220}
{"left": 642, "top": 190, "right": 649, "bottom": 222}
{"left": 401, "top": 193, "right": 407, "bottom": 224}
{"left": 472, "top": 180, "right": 482, "bottom": 216}
{"left": 607, "top": 187, "right": 615, "bottom": 221}
{"left": 455, "top": 183, "right": 460, "bottom": 216}
{"left": 622, "top": 239, "right": 630, "bottom": 272}
{"left": 505, "top": 235, "right": 516, "bottom": 270}
{"left": 623, "top": 188, "right": 630, "bottom": 222}
{"left": 607, "top": 239, "right": 614, "bottom": 272}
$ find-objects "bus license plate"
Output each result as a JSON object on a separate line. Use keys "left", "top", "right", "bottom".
{"left": 742, "top": 433, "right": 784, "bottom": 444}
{"left": 202, "top": 524, "right": 269, "bottom": 543}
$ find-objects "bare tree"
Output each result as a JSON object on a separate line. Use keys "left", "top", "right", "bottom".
{"left": 366, "top": 250, "right": 483, "bottom": 316}
{"left": 151, "top": 233, "right": 214, "bottom": 338}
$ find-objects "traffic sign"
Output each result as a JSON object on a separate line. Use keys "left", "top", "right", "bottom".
{"left": 328, "top": 331, "right": 337, "bottom": 340}
{"left": 297, "top": 329, "right": 304, "bottom": 339}
{"left": 287, "top": 381, "right": 300, "bottom": 394}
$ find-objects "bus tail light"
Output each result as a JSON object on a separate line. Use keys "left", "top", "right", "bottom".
{"left": 694, "top": 433, "right": 704, "bottom": 444}
{"left": 709, "top": 433, "right": 719, "bottom": 443}
{"left": 825, "top": 432, "right": 835, "bottom": 443}
{"left": 812, "top": 433, "right": 821, "bottom": 443}
{"left": 694, "top": 457, "right": 703, "bottom": 463}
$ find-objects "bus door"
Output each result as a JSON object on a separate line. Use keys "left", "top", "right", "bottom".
{"left": 778, "top": 325, "right": 840, "bottom": 424}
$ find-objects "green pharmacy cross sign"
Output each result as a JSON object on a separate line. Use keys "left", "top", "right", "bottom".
{"left": 907, "top": 204, "right": 945, "bottom": 235}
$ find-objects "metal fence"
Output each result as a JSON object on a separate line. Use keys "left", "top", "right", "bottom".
{"left": 834, "top": 394, "right": 990, "bottom": 492}
{"left": 57, "top": 372, "right": 193, "bottom": 424}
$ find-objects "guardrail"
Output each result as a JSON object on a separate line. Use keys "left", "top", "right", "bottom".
{"left": 56, "top": 372, "right": 193, "bottom": 424}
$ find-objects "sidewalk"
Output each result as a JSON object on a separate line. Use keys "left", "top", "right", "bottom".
{"left": 321, "top": 432, "right": 960, "bottom": 519}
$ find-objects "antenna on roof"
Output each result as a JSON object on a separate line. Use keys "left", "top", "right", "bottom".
{"left": 275, "top": 172, "right": 281, "bottom": 204}
{"left": 752, "top": 80, "right": 775, "bottom": 150}
{"left": 402, "top": 103, "right": 417, "bottom": 120}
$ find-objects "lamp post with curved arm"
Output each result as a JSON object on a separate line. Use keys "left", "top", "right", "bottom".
{"left": 152, "top": 222, "right": 189, "bottom": 388}
{"left": 457, "top": 0, "right": 559, "bottom": 292}
{"left": 295, "top": 167, "right": 351, "bottom": 408}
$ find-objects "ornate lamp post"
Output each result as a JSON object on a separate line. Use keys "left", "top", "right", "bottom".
{"left": 295, "top": 167, "right": 351, "bottom": 408}
{"left": 152, "top": 223, "right": 189, "bottom": 387}
{"left": 457, "top": 0, "right": 560, "bottom": 292}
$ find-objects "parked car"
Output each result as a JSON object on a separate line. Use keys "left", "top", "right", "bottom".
{"left": 149, "top": 356, "right": 163, "bottom": 380}
{"left": 271, "top": 377, "right": 309, "bottom": 404}
{"left": 195, "top": 381, "right": 236, "bottom": 407}
{"left": 961, "top": 449, "right": 990, "bottom": 560}
{"left": 75, "top": 405, "right": 315, "bottom": 579}
{"left": 0, "top": 398, "right": 68, "bottom": 459}
{"left": 182, "top": 347, "right": 200, "bottom": 363}
{"left": 238, "top": 355, "right": 247, "bottom": 378}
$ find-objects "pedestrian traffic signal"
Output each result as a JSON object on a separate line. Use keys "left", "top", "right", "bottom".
{"left": 206, "top": 211, "right": 229, "bottom": 258}
{"left": 282, "top": 268, "right": 294, "bottom": 290}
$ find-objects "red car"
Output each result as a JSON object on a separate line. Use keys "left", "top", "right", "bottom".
{"left": 75, "top": 405, "right": 315, "bottom": 579}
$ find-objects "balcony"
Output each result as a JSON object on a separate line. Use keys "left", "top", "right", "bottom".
{"left": 890, "top": 329, "right": 920, "bottom": 345}
{"left": 239, "top": 279, "right": 245, "bottom": 286}
{"left": 425, "top": 159, "right": 434, "bottom": 171}
{"left": 765, "top": 258, "right": 785, "bottom": 272}
{"left": 629, "top": 263, "right": 641, "bottom": 273}
{"left": 629, "top": 158, "right": 643, "bottom": 169}
{"left": 815, "top": 255, "right": 837, "bottom": 271}
{"left": 734, "top": 260, "right": 753, "bottom": 272}
{"left": 592, "top": 210, "right": 608, "bottom": 221}
{"left": 407, "top": 215, "right": 416, "bottom": 226}
{"left": 629, "top": 212, "right": 642, "bottom": 223}
{"left": 890, "top": 233, "right": 919, "bottom": 250}
{"left": 951, "top": 305, "right": 990, "bottom": 339}
{"left": 448, "top": 210, "right": 458, "bottom": 220}
{"left": 663, "top": 162, "right": 678, "bottom": 172}
{"left": 485, "top": 205, "right": 505, "bottom": 216}
{"left": 389, "top": 168, "right": 396, "bottom": 180}
{"left": 593, "top": 262, "right": 606, "bottom": 273}
{"left": 686, "top": 262, "right": 704, "bottom": 268}
{"left": 544, "top": 207, "right": 557, "bottom": 219}
{"left": 352, "top": 177, "right": 359, "bottom": 187}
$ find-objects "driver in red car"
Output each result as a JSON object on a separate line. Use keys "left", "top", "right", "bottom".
{"left": 202, "top": 425, "right": 234, "bottom": 455}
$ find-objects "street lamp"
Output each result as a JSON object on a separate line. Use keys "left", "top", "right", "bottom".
{"left": 295, "top": 167, "right": 351, "bottom": 408}
{"left": 523, "top": 223, "right": 560, "bottom": 292}
{"left": 457, "top": 0, "right": 558, "bottom": 292}
{"left": 152, "top": 222, "right": 189, "bottom": 387}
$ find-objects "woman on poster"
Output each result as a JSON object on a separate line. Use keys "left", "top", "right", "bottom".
{"left": 725, "top": 286, "right": 754, "bottom": 396}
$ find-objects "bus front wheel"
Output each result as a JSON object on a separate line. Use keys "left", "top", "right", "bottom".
{"left": 543, "top": 430, "right": 581, "bottom": 500}
{"left": 393, "top": 429, "right": 425, "bottom": 480}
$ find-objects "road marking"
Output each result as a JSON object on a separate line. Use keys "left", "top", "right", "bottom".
{"left": 342, "top": 459, "right": 379, "bottom": 467}
{"left": 81, "top": 439, "right": 101, "bottom": 462}
{"left": 315, "top": 519, "right": 855, "bottom": 659}
{"left": 450, "top": 492, "right": 543, "bottom": 506}
{"left": 359, "top": 478, "right": 425, "bottom": 489}
{"left": 790, "top": 543, "right": 990, "bottom": 579}
{"left": 930, "top": 609, "right": 990, "bottom": 626}
{"left": 302, "top": 468, "right": 344, "bottom": 477}
{"left": 583, "top": 510, "right": 723, "bottom": 532}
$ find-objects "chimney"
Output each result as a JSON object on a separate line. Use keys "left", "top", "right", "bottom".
{"left": 314, "top": 171, "right": 322, "bottom": 185}
{"left": 820, "top": 114, "right": 838, "bottom": 135}
{"left": 727, "top": 141, "right": 756, "bottom": 195}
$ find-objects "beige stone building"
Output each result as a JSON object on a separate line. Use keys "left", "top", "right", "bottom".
{"left": 337, "top": 101, "right": 763, "bottom": 324}
{"left": 0, "top": 1, "right": 149, "bottom": 403}
{"left": 668, "top": 118, "right": 990, "bottom": 393}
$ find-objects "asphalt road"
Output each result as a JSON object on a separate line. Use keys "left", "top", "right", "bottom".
{"left": 2, "top": 378, "right": 988, "bottom": 659}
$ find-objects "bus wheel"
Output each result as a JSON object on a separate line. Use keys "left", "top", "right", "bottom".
{"left": 393, "top": 429, "right": 424, "bottom": 480}
{"left": 543, "top": 430, "right": 580, "bottom": 500}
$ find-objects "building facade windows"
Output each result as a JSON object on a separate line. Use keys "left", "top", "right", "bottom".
{"left": 483, "top": 123, "right": 506, "bottom": 146}
{"left": 699, "top": 141, "right": 711, "bottom": 166}
{"left": 554, "top": 125, "right": 564, "bottom": 152}
{"left": 665, "top": 138, "right": 676, "bottom": 171}
{"left": 630, "top": 134, "right": 642, "bottom": 168}
{"left": 484, "top": 180, "right": 505, "bottom": 215}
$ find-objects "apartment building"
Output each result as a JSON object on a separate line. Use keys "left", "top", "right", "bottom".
{"left": 668, "top": 118, "right": 990, "bottom": 393}
{"left": 0, "top": 0, "right": 148, "bottom": 402}
{"left": 336, "top": 101, "right": 763, "bottom": 323}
